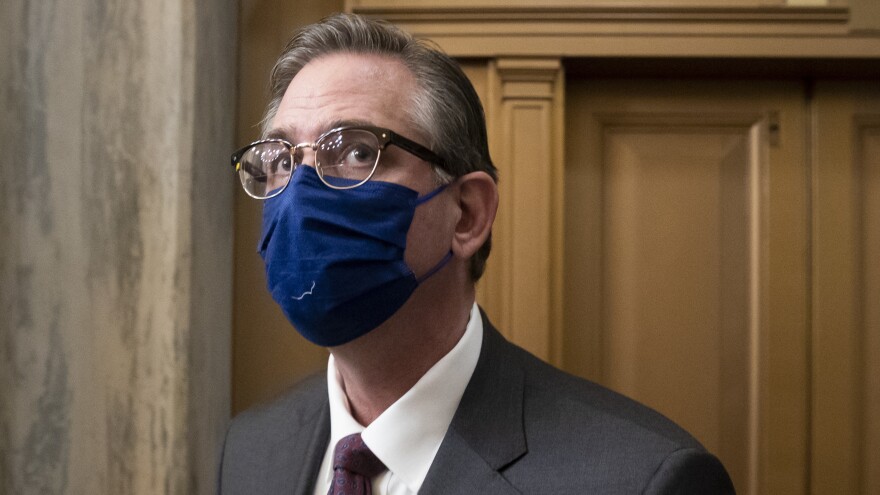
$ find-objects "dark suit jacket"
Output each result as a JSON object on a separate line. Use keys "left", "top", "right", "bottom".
{"left": 219, "top": 311, "right": 735, "bottom": 494}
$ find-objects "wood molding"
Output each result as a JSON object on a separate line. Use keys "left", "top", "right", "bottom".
{"left": 350, "top": 4, "right": 849, "bottom": 22}
{"left": 477, "top": 58, "right": 565, "bottom": 366}
{"left": 345, "top": 1, "right": 880, "bottom": 58}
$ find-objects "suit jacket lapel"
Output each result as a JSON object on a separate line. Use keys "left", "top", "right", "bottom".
{"left": 293, "top": 395, "right": 330, "bottom": 495}
{"left": 420, "top": 311, "right": 526, "bottom": 494}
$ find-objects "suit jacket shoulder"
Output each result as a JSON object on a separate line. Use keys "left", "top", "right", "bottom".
{"left": 219, "top": 372, "right": 329, "bottom": 495}
{"left": 218, "top": 312, "right": 735, "bottom": 494}
{"left": 421, "top": 311, "right": 735, "bottom": 494}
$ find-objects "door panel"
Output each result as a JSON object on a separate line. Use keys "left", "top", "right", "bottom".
{"left": 811, "top": 81, "right": 880, "bottom": 495}
{"left": 601, "top": 127, "right": 750, "bottom": 463}
{"left": 864, "top": 126, "right": 880, "bottom": 495}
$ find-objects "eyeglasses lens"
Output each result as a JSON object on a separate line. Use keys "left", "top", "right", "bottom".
{"left": 316, "top": 129, "right": 380, "bottom": 188}
{"left": 238, "top": 141, "right": 292, "bottom": 198}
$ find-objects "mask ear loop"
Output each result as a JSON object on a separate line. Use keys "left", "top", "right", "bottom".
{"left": 416, "top": 251, "right": 454, "bottom": 284}
{"left": 413, "top": 181, "right": 454, "bottom": 283}
{"left": 414, "top": 183, "right": 449, "bottom": 205}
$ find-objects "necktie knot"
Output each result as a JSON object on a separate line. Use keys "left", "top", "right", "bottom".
{"left": 329, "top": 433, "right": 386, "bottom": 495}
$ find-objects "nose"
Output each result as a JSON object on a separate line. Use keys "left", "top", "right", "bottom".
{"left": 294, "top": 143, "right": 318, "bottom": 168}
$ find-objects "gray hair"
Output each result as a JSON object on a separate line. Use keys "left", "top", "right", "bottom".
{"left": 263, "top": 13, "right": 497, "bottom": 281}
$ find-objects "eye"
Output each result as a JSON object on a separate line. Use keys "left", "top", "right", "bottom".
{"left": 269, "top": 152, "right": 292, "bottom": 173}
{"left": 316, "top": 129, "right": 382, "bottom": 182}
{"left": 237, "top": 141, "right": 292, "bottom": 197}
{"left": 339, "top": 143, "right": 378, "bottom": 168}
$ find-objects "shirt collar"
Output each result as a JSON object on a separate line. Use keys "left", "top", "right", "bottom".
{"left": 325, "top": 302, "right": 483, "bottom": 492}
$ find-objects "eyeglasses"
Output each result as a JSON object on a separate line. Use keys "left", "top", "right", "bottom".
{"left": 231, "top": 125, "right": 446, "bottom": 199}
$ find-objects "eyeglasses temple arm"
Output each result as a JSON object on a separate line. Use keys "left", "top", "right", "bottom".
{"left": 385, "top": 131, "right": 446, "bottom": 168}
{"left": 231, "top": 155, "right": 268, "bottom": 183}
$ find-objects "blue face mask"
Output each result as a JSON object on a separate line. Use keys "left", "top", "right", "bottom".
{"left": 259, "top": 165, "right": 452, "bottom": 347}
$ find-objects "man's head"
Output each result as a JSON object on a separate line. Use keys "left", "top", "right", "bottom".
{"left": 262, "top": 13, "right": 497, "bottom": 281}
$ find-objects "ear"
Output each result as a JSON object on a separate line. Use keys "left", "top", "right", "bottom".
{"left": 451, "top": 171, "right": 498, "bottom": 259}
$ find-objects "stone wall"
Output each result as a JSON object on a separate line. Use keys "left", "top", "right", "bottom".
{"left": 0, "top": 1, "right": 235, "bottom": 493}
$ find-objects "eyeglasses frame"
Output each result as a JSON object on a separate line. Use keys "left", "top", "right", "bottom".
{"left": 231, "top": 125, "right": 447, "bottom": 198}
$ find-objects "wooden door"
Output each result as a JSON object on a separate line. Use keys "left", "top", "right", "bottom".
{"left": 563, "top": 79, "right": 810, "bottom": 494}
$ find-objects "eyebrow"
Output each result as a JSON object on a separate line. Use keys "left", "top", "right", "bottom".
{"left": 264, "top": 126, "right": 295, "bottom": 142}
{"left": 265, "top": 119, "right": 377, "bottom": 143}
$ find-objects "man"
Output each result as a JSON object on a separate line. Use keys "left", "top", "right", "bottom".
{"left": 220, "top": 13, "right": 734, "bottom": 495}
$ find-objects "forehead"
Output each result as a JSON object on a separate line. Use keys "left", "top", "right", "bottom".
{"left": 270, "top": 52, "right": 418, "bottom": 141}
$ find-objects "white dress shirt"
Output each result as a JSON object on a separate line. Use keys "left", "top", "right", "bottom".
{"left": 312, "top": 302, "right": 483, "bottom": 495}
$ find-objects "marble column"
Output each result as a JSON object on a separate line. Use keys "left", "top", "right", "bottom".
{"left": 0, "top": 1, "right": 235, "bottom": 493}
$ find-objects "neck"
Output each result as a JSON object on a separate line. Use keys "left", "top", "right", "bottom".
{"left": 330, "top": 273, "right": 474, "bottom": 426}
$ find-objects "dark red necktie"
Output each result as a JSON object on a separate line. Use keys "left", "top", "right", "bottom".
{"left": 328, "top": 433, "right": 387, "bottom": 495}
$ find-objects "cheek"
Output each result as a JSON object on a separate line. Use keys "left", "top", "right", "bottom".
{"left": 403, "top": 200, "right": 454, "bottom": 274}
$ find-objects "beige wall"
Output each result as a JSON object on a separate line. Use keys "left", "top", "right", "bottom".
{"left": 233, "top": 1, "right": 344, "bottom": 415}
